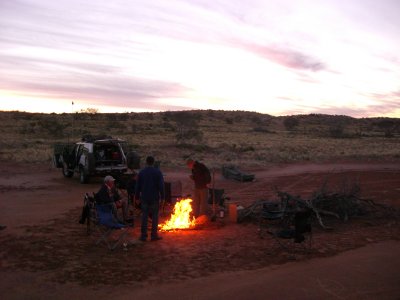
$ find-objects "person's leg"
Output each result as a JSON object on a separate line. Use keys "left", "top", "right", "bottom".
{"left": 193, "top": 188, "right": 201, "bottom": 218}
{"left": 199, "top": 188, "right": 208, "bottom": 216}
{"left": 121, "top": 199, "right": 130, "bottom": 221}
{"left": 111, "top": 202, "right": 120, "bottom": 221}
{"left": 150, "top": 202, "right": 160, "bottom": 240}
{"left": 140, "top": 201, "right": 149, "bottom": 240}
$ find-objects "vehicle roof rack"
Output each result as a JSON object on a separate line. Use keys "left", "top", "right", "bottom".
{"left": 81, "top": 134, "right": 113, "bottom": 142}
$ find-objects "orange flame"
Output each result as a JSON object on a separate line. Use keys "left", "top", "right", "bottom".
{"left": 159, "top": 198, "right": 196, "bottom": 231}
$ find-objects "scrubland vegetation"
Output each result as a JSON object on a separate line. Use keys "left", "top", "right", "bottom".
{"left": 0, "top": 110, "right": 399, "bottom": 168}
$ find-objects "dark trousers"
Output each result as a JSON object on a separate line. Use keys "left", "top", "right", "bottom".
{"left": 140, "top": 201, "right": 159, "bottom": 239}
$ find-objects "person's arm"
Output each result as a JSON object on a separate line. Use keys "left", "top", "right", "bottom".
{"left": 159, "top": 171, "right": 165, "bottom": 200}
{"left": 118, "top": 188, "right": 128, "bottom": 199}
{"left": 134, "top": 174, "right": 141, "bottom": 200}
{"left": 96, "top": 185, "right": 107, "bottom": 204}
{"left": 113, "top": 187, "right": 121, "bottom": 202}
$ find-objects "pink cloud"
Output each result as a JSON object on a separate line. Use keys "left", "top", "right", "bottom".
{"left": 233, "top": 40, "right": 326, "bottom": 71}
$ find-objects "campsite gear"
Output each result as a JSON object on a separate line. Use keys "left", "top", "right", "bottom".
{"left": 229, "top": 203, "right": 238, "bottom": 223}
{"left": 258, "top": 200, "right": 313, "bottom": 253}
{"left": 222, "top": 165, "right": 255, "bottom": 182}
{"left": 211, "top": 169, "right": 217, "bottom": 221}
{"left": 207, "top": 188, "right": 226, "bottom": 206}
{"left": 95, "top": 203, "right": 129, "bottom": 251}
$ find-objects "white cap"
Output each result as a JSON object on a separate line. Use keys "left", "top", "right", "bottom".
{"left": 104, "top": 175, "right": 115, "bottom": 183}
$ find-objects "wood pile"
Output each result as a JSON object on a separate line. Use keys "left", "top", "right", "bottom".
{"left": 237, "top": 184, "right": 398, "bottom": 229}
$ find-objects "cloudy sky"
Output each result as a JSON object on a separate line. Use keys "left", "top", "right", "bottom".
{"left": 0, "top": 0, "right": 399, "bottom": 117}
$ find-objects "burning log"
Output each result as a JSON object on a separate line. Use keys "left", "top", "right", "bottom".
{"left": 159, "top": 198, "right": 196, "bottom": 231}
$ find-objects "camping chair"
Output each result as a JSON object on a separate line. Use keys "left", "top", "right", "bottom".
{"left": 208, "top": 188, "right": 230, "bottom": 218}
{"left": 95, "top": 203, "right": 129, "bottom": 251}
{"left": 170, "top": 180, "right": 183, "bottom": 203}
{"left": 258, "top": 200, "right": 313, "bottom": 253}
{"left": 162, "top": 180, "right": 183, "bottom": 214}
{"left": 208, "top": 188, "right": 227, "bottom": 206}
{"left": 79, "top": 193, "right": 97, "bottom": 235}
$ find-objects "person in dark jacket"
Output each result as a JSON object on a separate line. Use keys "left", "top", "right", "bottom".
{"left": 135, "top": 156, "right": 165, "bottom": 241}
{"left": 186, "top": 158, "right": 211, "bottom": 218}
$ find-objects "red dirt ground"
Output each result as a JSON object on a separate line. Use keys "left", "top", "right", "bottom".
{"left": 0, "top": 161, "right": 399, "bottom": 299}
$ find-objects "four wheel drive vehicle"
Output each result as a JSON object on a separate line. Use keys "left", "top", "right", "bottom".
{"left": 53, "top": 135, "right": 140, "bottom": 184}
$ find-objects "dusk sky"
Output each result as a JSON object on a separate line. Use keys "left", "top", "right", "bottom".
{"left": 0, "top": 0, "right": 399, "bottom": 117}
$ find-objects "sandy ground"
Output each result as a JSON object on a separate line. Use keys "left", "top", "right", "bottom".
{"left": 0, "top": 160, "right": 399, "bottom": 299}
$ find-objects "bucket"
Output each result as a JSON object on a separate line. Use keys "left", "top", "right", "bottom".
{"left": 228, "top": 203, "right": 238, "bottom": 223}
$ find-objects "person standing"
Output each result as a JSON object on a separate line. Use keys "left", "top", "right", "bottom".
{"left": 135, "top": 156, "right": 165, "bottom": 241}
{"left": 186, "top": 158, "right": 211, "bottom": 218}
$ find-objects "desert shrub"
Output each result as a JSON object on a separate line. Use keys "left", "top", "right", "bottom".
{"left": 79, "top": 108, "right": 99, "bottom": 114}
{"left": 107, "top": 121, "right": 125, "bottom": 130}
{"left": 253, "top": 126, "right": 269, "bottom": 133}
{"left": 74, "top": 112, "right": 91, "bottom": 121}
{"left": 167, "top": 111, "right": 204, "bottom": 144}
{"left": 147, "top": 113, "right": 154, "bottom": 120}
{"left": 131, "top": 124, "right": 139, "bottom": 133}
{"left": 37, "top": 118, "right": 67, "bottom": 137}
{"left": 233, "top": 115, "right": 242, "bottom": 123}
{"left": 161, "top": 121, "right": 175, "bottom": 131}
{"left": 328, "top": 123, "right": 346, "bottom": 138}
{"left": 19, "top": 122, "right": 37, "bottom": 134}
{"left": 251, "top": 115, "right": 263, "bottom": 125}
{"left": 283, "top": 116, "right": 300, "bottom": 131}
{"left": 225, "top": 118, "right": 234, "bottom": 124}
{"left": 237, "top": 145, "right": 255, "bottom": 152}
{"left": 1, "top": 110, "right": 400, "bottom": 165}
{"left": 161, "top": 113, "right": 169, "bottom": 122}
{"left": 176, "top": 129, "right": 203, "bottom": 144}
{"left": 106, "top": 114, "right": 118, "bottom": 121}
{"left": 375, "top": 119, "right": 398, "bottom": 137}
{"left": 322, "top": 116, "right": 351, "bottom": 138}
{"left": 81, "top": 129, "right": 91, "bottom": 136}
{"left": 11, "top": 111, "right": 35, "bottom": 120}
{"left": 206, "top": 109, "right": 215, "bottom": 118}
{"left": 117, "top": 113, "right": 129, "bottom": 121}
{"left": 176, "top": 143, "right": 211, "bottom": 152}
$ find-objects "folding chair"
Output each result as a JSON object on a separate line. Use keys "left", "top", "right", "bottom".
{"left": 259, "top": 201, "right": 313, "bottom": 253}
{"left": 170, "top": 180, "right": 183, "bottom": 204}
{"left": 95, "top": 203, "right": 129, "bottom": 251}
{"left": 79, "top": 193, "right": 97, "bottom": 235}
{"left": 208, "top": 188, "right": 228, "bottom": 206}
{"left": 162, "top": 180, "right": 183, "bottom": 214}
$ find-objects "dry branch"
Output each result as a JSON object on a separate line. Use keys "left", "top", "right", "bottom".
{"left": 237, "top": 179, "right": 397, "bottom": 229}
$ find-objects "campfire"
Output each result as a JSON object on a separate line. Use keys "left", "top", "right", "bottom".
{"left": 159, "top": 198, "right": 196, "bottom": 231}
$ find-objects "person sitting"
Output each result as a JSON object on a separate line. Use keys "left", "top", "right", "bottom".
{"left": 96, "top": 175, "right": 132, "bottom": 224}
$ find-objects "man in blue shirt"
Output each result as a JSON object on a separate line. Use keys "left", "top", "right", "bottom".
{"left": 135, "top": 156, "right": 165, "bottom": 241}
